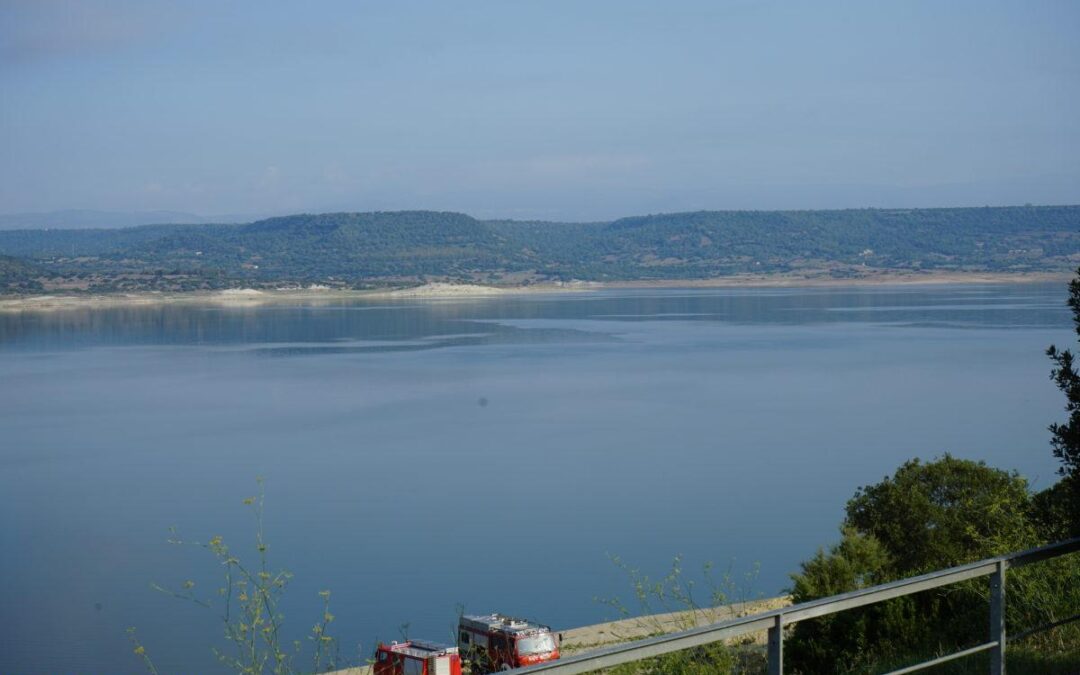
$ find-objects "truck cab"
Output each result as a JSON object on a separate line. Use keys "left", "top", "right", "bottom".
{"left": 458, "top": 613, "right": 560, "bottom": 673}
{"left": 373, "top": 640, "right": 462, "bottom": 675}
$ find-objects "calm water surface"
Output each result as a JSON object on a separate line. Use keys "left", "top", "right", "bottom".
{"left": 0, "top": 284, "right": 1072, "bottom": 674}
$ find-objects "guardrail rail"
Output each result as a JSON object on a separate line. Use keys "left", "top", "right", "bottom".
{"left": 510, "top": 537, "right": 1080, "bottom": 675}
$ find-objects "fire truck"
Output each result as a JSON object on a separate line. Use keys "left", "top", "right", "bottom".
{"left": 457, "top": 613, "right": 560, "bottom": 672}
{"left": 373, "top": 640, "right": 462, "bottom": 675}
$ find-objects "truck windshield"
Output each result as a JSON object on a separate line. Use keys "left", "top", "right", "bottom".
{"left": 517, "top": 633, "right": 556, "bottom": 655}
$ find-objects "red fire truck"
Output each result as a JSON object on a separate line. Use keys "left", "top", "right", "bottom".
{"left": 457, "top": 613, "right": 560, "bottom": 672}
{"left": 373, "top": 640, "right": 462, "bottom": 675}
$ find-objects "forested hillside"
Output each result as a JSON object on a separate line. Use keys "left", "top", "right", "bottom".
{"left": 0, "top": 206, "right": 1077, "bottom": 292}
{"left": 0, "top": 255, "right": 42, "bottom": 292}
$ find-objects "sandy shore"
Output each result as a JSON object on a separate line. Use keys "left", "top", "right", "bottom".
{"left": 328, "top": 595, "right": 791, "bottom": 674}
{"left": 0, "top": 271, "right": 1070, "bottom": 313}
{"left": 585, "top": 270, "right": 1071, "bottom": 289}
{"left": 555, "top": 595, "right": 792, "bottom": 654}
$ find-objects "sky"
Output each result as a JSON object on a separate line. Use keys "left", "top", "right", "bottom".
{"left": 1, "top": 0, "right": 1078, "bottom": 222}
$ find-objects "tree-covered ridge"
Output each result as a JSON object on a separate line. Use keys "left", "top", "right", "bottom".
{"left": 115, "top": 211, "right": 515, "bottom": 279}
{"left": 587, "top": 206, "right": 1080, "bottom": 275}
{"left": 0, "top": 254, "right": 42, "bottom": 292}
{"left": 0, "top": 206, "right": 1077, "bottom": 290}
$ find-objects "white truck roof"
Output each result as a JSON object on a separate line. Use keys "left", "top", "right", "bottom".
{"left": 382, "top": 640, "right": 459, "bottom": 659}
{"left": 460, "top": 613, "right": 551, "bottom": 636}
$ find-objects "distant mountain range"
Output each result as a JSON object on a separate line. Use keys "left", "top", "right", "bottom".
{"left": 0, "top": 206, "right": 1077, "bottom": 293}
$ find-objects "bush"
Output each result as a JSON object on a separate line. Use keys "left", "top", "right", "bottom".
{"left": 846, "top": 456, "right": 1038, "bottom": 573}
{"left": 1031, "top": 477, "right": 1079, "bottom": 542}
{"left": 787, "top": 455, "right": 1079, "bottom": 673}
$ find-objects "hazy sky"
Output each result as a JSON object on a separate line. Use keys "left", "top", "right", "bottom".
{"left": 1, "top": 0, "right": 1078, "bottom": 221}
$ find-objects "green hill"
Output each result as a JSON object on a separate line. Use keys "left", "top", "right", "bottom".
{"left": 0, "top": 206, "right": 1076, "bottom": 291}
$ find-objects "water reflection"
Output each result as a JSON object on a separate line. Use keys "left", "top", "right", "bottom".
{"left": 0, "top": 284, "right": 1066, "bottom": 351}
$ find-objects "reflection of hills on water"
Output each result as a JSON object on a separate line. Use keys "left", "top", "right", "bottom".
{"left": 0, "top": 284, "right": 1068, "bottom": 351}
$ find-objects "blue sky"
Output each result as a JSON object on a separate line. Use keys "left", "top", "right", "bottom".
{"left": 1, "top": 0, "right": 1078, "bottom": 221}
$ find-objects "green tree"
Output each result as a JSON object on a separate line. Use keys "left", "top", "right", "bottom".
{"left": 846, "top": 456, "right": 1038, "bottom": 573}
{"left": 786, "top": 456, "right": 1059, "bottom": 673}
{"left": 1045, "top": 267, "right": 1080, "bottom": 535}
{"left": 787, "top": 529, "right": 906, "bottom": 672}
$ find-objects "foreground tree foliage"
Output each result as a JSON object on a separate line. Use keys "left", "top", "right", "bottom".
{"left": 846, "top": 456, "right": 1038, "bottom": 572}
{"left": 787, "top": 455, "right": 1080, "bottom": 674}
{"left": 1045, "top": 266, "right": 1080, "bottom": 536}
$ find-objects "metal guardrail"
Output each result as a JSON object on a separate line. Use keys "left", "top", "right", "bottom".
{"left": 510, "top": 537, "right": 1080, "bottom": 675}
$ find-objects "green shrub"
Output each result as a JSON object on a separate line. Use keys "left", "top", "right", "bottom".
{"left": 1031, "top": 477, "right": 1079, "bottom": 542}
{"left": 787, "top": 455, "right": 1080, "bottom": 673}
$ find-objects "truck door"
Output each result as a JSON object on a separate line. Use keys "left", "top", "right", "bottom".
{"left": 402, "top": 655, "right": 423, "bottom": 675}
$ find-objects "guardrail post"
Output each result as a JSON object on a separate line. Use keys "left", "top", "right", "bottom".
{"left": 768, "top": 613, "right": 783, "bottom": 675}
{"left": 990, "top": 560, "right": 1006, "bottom": 674}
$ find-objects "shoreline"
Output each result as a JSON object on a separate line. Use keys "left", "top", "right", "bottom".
{"left": 0, "top": 271, "right": 1070, "bottom": 313}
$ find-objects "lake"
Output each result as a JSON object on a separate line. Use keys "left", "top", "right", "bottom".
{"left": 0, "top": 283, "right": 1072, "bottom": 674}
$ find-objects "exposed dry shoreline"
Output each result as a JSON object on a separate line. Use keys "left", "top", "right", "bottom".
{"left": 0, "top": 271, "right": 1070, "bottom": 313}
